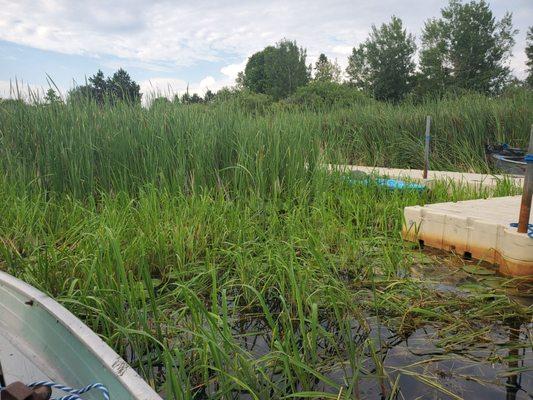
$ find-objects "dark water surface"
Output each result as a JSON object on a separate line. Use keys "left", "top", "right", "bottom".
{"left": 138, "top": 250, "right": 532, "bottom": 399}
{"left": 234, "top": 316, "right": 532, "bottom": 400}
{"left": 232, "top": 253, "right": 533, "bottom": 399}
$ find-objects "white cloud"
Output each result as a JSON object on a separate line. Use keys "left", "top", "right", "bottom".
{"left": 221, "top": 60, "right": 247, "bottom": 80}
{"left": 0, "top": 79, "right": 50, "bottom": 101}
{"left": 332, "top": 45, "right": 353, "bottom": 56}
{"left": 0, "top": 0, "right": 530, "bottom": 80}
{"left": 199, "top": 76, "right": 216, "bottom": 91}
{"left": 141, "top": 58, "right": 249, "bottom": 105}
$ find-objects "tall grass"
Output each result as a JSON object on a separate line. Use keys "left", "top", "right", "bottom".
{"left": 0, "top": 91, "right": 531, "bottom": 399}
{"left": 0, "top": 176, "right": 528, "bottom": 398}
{"left": 1, "top": 89, "right": 531, "bottom": 197}
{"left": 322, "top": 89, "right": 532, "bottom": 171}
{"left": 0, "top": 99, "right": 322, "bottom": 197}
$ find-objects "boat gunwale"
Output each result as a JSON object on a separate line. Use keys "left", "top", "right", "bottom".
{"left": 0, "top": 271, "right": 162, "bottom": 400}
{"left": 491, "top": 153, "right": 527, "bottom": 164}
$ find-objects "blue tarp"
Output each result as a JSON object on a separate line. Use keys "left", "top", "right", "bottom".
{"left": 375, "top": 178, "right": 426, "bottom": 191}
{"left": 345, "top": 176, "right": 426, "bottom": 191}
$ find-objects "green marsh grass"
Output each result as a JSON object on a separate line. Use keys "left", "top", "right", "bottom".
{"left": 1, "top": 89, "right": 531, "bottom": 197}
{"left": 0, "top": 92, "right": 531, "bottom": 399}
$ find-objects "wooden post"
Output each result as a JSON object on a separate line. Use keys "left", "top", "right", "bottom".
{"left": 423, "top": 116, "right": 431, "bottom": 179}
{"left": 517, "top": 125, "right": 533, "bottom": 234}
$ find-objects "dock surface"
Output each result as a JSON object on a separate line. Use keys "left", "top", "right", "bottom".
{"left": 403, "top": 196, "right": 533, "bottom": 276}
{"left": 327, "top": 164, "right": 524, "bottom": 188}
{"left": 327, "top": 165, "right": 531, "bottom": 276}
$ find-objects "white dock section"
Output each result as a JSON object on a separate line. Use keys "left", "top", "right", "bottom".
{"left": 327, "top": 164, "right": 524, "bottom": 188}
{"left": 403, "top": 196, "right": 533, "bottom": 277}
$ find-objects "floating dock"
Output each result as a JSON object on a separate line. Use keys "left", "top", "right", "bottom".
{"left": 327, "top": 165, "right": 524, "bottom": 188}
{"left": 403, "top": 196, "right": 533, "bottom": 277}
{"left": 328, "top": 164, "right": 531, "bottom": 276}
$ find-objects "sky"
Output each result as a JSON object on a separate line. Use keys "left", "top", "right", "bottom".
{"left": 0, "top": 0, "right": 531, "bottom": 103}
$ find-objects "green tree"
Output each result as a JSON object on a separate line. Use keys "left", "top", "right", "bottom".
{"left": 419, "top": 0, "right": 516, "bottom": 95}
{"left": 44, "top": 88, "right": 62, "bottom": 104}
{"left": 190, "top": 93, "right": 203, "bottom": 103}
{"left": 244, "top": 50, "right": 269, "bottom": 94}
{"left": 181, "top": 92, "right": 191, "bottom": 104}
{"left": 67, "top": 84, "right": 93, "bottom": 104}
{"left": 346, "top": 16, "right": 416, "bottom": 102}
{"left": 346, "top": 46, "right": 370, "bottom": 91}
{"left": 416, "top": 19, "right": 451, "bottom": 96}
{"left": 67, "top": 69, "right": 141, "bottom": 105}
{"left": 235, "top": 71, "right": 245, "bottom": 89}
{"left": 314, "top": 53, "right": 341, "bottom": 83}
{"left": 243, "top": 39, "right": 309, "bottom": 100}
{"left": 526, "top": 26, "right": 533, "bottom": 88}
{"left": 287, "top": 81, "right": 374, "bottom": 110}
{"left": 106, "top": 68, "right": 141, "bottom": 104}
{"left": 204, "top": 90, "right": 215, "bottom": 102}
{"left": 180, "top": 91, "right": 202, "bottom": 104}
{"left": 88, "top": 70, "right": 108, "bottom": 104}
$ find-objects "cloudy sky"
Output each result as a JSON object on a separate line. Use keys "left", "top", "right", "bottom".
{"left": 0, "top": 0, "right": 531, "bottom": 101}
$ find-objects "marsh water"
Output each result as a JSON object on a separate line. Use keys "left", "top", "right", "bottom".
{"left": 135, "top": 250, "right": 533, "bottom": 399}
{"left": 233, "top": 317, "right": 532, "bottom": 399}
{"left": 234, "top": 253, "right": 532, "bottom": 399}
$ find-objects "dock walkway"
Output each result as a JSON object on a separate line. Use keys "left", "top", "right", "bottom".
{"left": 327, "top": 164, "right": 524, "bottom": 188}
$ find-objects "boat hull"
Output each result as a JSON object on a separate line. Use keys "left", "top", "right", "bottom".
{"left": 0, "top": 271, "right": 162, "bottom": 400}
{"left": 490, "top": 153, "right": 527, "bottom": 175}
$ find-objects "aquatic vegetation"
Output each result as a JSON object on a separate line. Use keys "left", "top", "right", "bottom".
{"left": 0, "top": 95, "right": 531, "bottom": 399}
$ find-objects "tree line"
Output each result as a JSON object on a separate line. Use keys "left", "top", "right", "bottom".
{"left": 67, "top": 69, "right": 141, "bottom": 104}
{"left": 241, "top": 0, "right": 531, "bottom": 103}
{"left": 38, "top": 0, "right": 532, "bottom": 107}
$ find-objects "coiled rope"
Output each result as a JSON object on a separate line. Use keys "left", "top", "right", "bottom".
{"left": 29, "top": 381, "right": 109, "bottom": 400}
{"left": 0, "top": 381, "right": 110, "bottom": 400}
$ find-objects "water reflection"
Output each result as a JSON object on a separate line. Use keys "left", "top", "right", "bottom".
{"left": 505, "top": 320, "right": 527, "bottom": 400}
{"left": 232, "top": 314, "right": 532, "bottom": 399}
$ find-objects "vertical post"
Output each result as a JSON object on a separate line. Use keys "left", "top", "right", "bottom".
{"left": 517, "top": 125, "right": 533, "bottom": 233}
{"left": 423, "top": 116, "right": 431, "bottom": 179}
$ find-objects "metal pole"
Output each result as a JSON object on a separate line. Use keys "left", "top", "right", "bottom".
{"left": 423, "top": 116, "right": 431, "bottom": 179}
{"left": 517, "top": 125, "right": 533, "bottom": 234}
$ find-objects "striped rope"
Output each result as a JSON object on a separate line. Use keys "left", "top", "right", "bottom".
{"left": 28, "top": 381, "right": 110, "bottom": 400}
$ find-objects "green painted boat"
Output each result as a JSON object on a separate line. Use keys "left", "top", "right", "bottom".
{"left": 0, "top": 271, "right": 163, "bottom": 400}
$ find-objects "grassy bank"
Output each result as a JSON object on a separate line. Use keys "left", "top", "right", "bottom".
{"left": 0, "top": 92, "right": 532, "bottom": 399}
